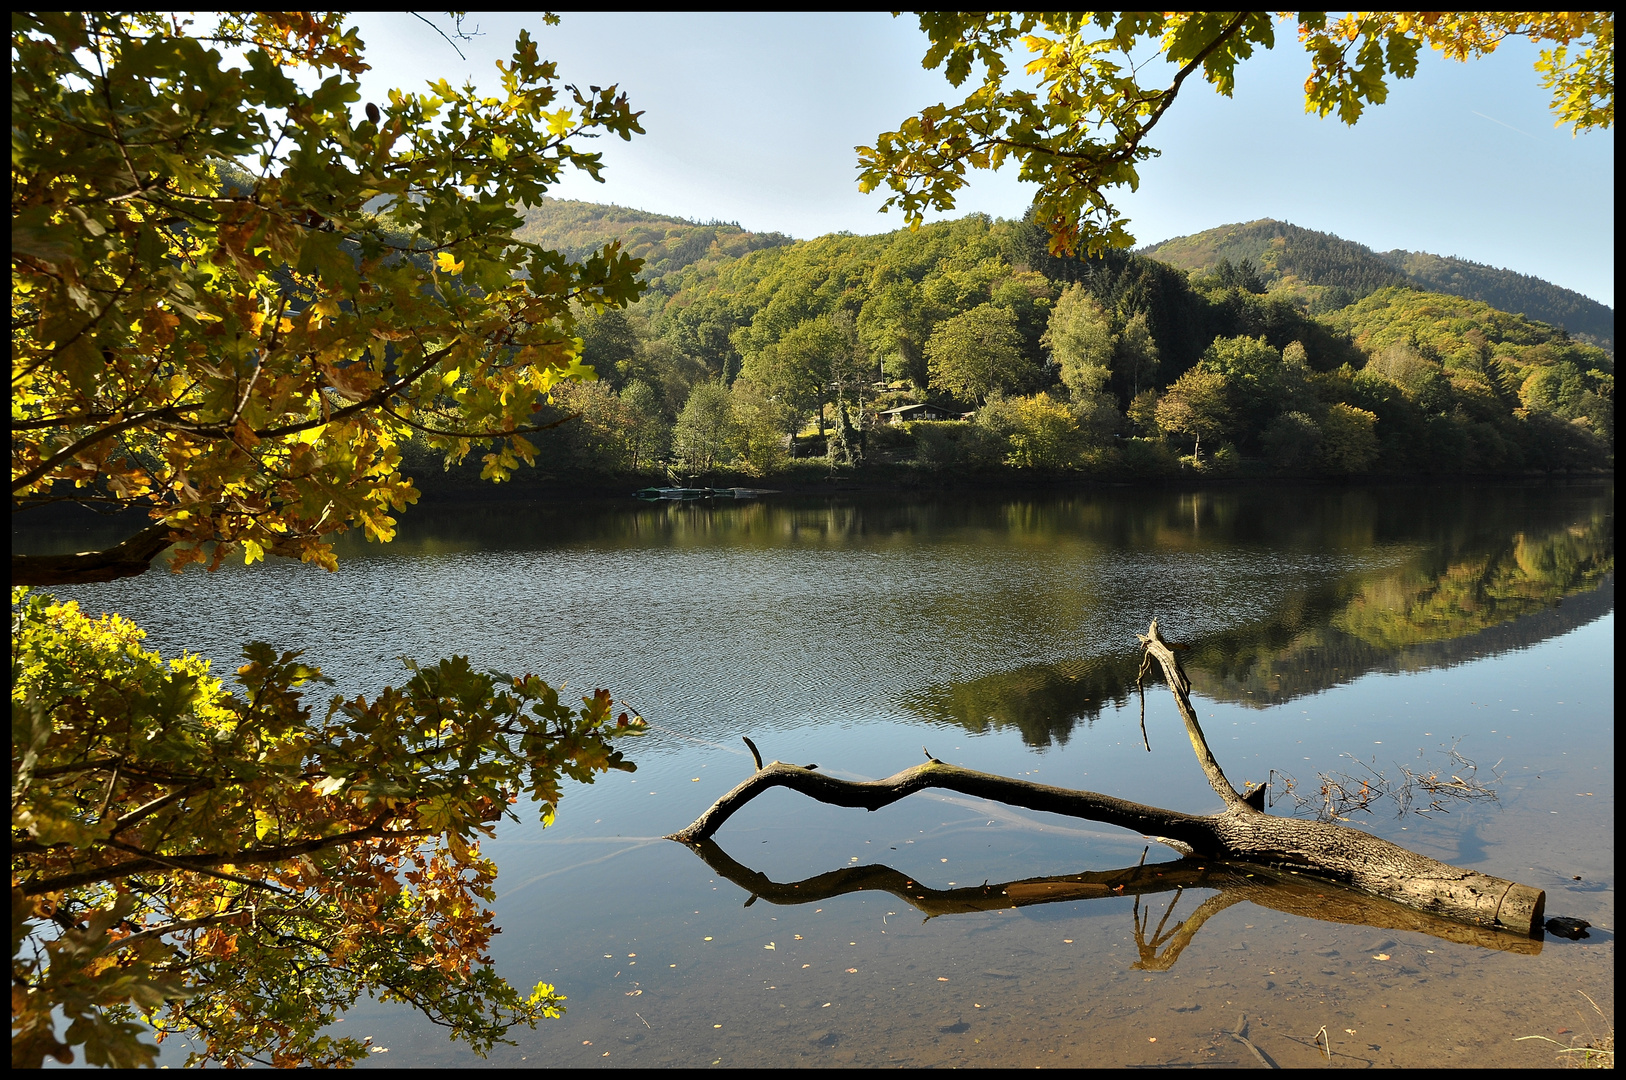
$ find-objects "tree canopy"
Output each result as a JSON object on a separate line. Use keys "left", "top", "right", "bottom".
{"left": 926, "top": 303, "right": 1033, "bottom": 404}
{"left": 12, "top": 11, "right": 645, "bottom": 587}
{"left": 11, "top": 12, "right": 652, "bottom": 1068}
{"left": 11, "top": 588, "right": 644, "bottom": 1068}
{"left": 858, "top": 12, "right": 1615, "bottom": 255}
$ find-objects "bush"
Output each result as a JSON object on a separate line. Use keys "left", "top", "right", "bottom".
{"left": 1207, "top": 443, "right": 1243, "bottom": 475}
{"left": 1261, "top": 411, "right": 1323, "bottom": 470}
{"left": 995, "top": 391, "right": 1086, "bottom": 468}
{"left": 1116, "top": 436, "right": 1181, "bottom": 477}
{"left": 1318, "top": 402, "right": 1381, "bottom": 474}
{"left": 906, "top": 420, "right": 992, "bottom": 469}
{"left": 865, "top": 421, "right": 917, "bottom": 450}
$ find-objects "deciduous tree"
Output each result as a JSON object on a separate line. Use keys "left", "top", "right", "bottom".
{"left": 1318, "top": 402, "right": 1382, "bottom": 473}
{"left": 12, "top": 11, "right": 645, "bottom": 586}
{"left": 620, "top": 379, "right": 671, "bottom": 470}
{"left": 926, "top": 303, "right": 1035, "bottom": 404}
{"left": 671, "top": 382, "right": 740, "bottom": 473}
{"left": 1155, "top": 366, "right": 1233, "bottom": 459}
{"left": 11, "top": 588, "right": 645, "bottom": 1068}
{"left": 12, "top": 12, "right": 650, "bottom": 1068}
{"left": 741, "top": 318, "right": 843, "bottom": 437}
{"left": 860, "top": 12, "right": 1613, "bottom": 254}
{"left": 1042, "top": 286, "right": 1116, "bottom": 400}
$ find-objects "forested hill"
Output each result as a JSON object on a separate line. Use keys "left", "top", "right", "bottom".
{"left": 514, "top": 198, "right": 794, "bottom": 292}
{"left": 1139, "top": 219, "right": 1613, "bottom": 352}
{"left": 534, "top": 206, "right": 1608, "bottom": 485}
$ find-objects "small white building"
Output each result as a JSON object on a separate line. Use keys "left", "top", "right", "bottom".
{"left": 878, "top": 402, "right": 957, "bottom": 424}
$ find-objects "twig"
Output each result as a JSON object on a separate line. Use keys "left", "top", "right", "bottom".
{"left": 1227, "top": 1013, "right": 1277, "bottom": 1068}
{"left": 411, "top": 12, "right": 468, "bottom": 61}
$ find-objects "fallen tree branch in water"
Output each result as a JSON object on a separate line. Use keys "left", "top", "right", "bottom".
{"left": 668, "top": 620, "right": 1547, "bottom": 937}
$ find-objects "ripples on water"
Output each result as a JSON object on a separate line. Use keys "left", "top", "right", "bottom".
{"left": 39, "top": 508, "right": 1392, "bottom": 742}
{"left": 19, "top": 482, "right": 1614, "bottom": 1068}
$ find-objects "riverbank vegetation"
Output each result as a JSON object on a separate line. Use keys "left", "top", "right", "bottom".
{"left": 451, "top": 208, "right": 1612, "bottom": 488}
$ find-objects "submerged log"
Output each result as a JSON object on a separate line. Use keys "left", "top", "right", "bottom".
{"left": 668, "top": 619, "right": 1547, "bottom": 937}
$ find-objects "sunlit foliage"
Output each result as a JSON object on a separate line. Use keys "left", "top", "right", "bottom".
{"left": 12, "top": 12, "right": 645, "bottom": 581}
{"left": 860, "top": 12, "right": 1613, "bottom": 255}
{"left": 11, "top": 588, "right": 644, "bottom": 1067}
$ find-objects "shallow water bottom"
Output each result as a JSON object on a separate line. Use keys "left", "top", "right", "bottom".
{"left": 342, "top": 833, "right": 1611, "bottom": 1070}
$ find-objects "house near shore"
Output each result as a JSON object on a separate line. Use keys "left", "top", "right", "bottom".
{"left": 878, "top": 402, "right": 959, "bottom": 424}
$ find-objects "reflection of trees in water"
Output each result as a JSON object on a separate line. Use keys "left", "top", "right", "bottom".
{"left": 1332, "top": 511, "right": 1613, "bottom": 650}
{"left": 18, "top": 478, "right": 1610, "bottom": 562}
{"left": 906, "top": 651, "right": 1146, "bottom": 748}
{"left": 1191, "top": 507, "right": 1612, "bottom": 707}
{"left": 17, "top": 483, "right": 1608, "bottom": 751}
{"left": 323, "top": 480, "right": 1599, "bottom": 554}
{"left": 912, "top": 501, "right": 1613, "bottom": 745}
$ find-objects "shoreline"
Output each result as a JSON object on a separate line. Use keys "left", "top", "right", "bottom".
{"left": 399, "top": 460, "right": 1614, "bottom": 505}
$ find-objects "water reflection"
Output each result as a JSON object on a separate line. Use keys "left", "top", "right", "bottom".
{"left": 685, "top": 840, "right": 1543, "bottom": 958}
{"left": 15, "top": 481, "right": 1609, "bottom": 1069}
{"left": 910, "top": 499, "right": 1613, "bottom": 746}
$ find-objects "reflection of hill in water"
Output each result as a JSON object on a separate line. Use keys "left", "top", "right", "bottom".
{"left": 910, "top": 509, "right": 1613, "bottom": 746}
{"left": 16, "top": 481, "right": 1610, "bottom": 754}
{"left": 1189, "top": 572, "right": 1612, "bottom": 708}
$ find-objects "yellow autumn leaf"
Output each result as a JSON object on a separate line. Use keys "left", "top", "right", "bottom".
{"left": 435, "top": 252, "right": 465, "bottom": 275}
{"left": 544, "top": 108, "right": 574, "bottom": 136}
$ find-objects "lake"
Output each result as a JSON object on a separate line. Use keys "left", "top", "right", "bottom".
{"left": 23, "top": 479, "right": 1614, "bottom": 1068}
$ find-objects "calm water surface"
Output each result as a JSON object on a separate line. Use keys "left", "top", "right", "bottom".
{"left": 26, "top": 481, "right": 1614, "bottom": 1068}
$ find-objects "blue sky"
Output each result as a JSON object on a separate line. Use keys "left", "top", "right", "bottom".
{"left": 346, "top": 12, "right": 1614, "bottom": 306}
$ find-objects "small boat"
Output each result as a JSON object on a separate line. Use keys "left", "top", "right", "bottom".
{"left": 633, "top": 486, "right": 779, "bottom": 502}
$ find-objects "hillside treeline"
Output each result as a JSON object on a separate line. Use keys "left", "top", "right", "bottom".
{"left": 515, "top": 198, "right": 794, "bottom": 293}
{"left": 1140, "top": 218, "right": 1614, "bottom": 350}
{"left": 472, "top": 212, "right": 1612, "bottom": 482}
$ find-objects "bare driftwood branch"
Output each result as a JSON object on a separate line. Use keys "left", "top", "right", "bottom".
{"left": 669, "top": 619, "right": 1548, "bottom": 937}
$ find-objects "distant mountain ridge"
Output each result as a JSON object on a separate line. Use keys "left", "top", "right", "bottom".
{"left": 1138, "top": 219, "right": 1613, "bottom": 352}
{"left": 514, "top": 198, "right": 794, "bottom": 293}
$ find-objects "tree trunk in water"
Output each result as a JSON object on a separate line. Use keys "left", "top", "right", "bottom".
{"left": 669, "top": 619, "right": 1547, "bottom": 938}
